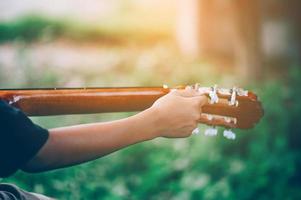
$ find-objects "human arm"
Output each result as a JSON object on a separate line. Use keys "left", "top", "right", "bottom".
{"left": 22, "top": 88, "right": 207, "bottom": 173}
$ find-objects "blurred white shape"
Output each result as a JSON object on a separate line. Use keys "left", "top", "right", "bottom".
{"left": 229, "top": 87, "right": 237, "bottom": 106}
{"left": 204, "top": 127, "right": 218, "bottom": 136}
{"left": 223, "top": 129, "right": 236, "bottom": 140}
{"left": 207, "top": 114, "right": 213, "bottom": 121}
{"left": 224, "top": 117, "right": 231, "bottom": 123}
{"left": 192, "top": 127, "right": 199, "bottom": 135}
{"left": 209, "top": 85, "right": 219, "bottom": 104}
{"left": 237, "top": 88, "right": 248, "bottom": 96}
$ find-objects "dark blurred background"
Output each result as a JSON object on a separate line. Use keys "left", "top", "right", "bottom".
{"left": 0, "top": 0, "right": 301, "bottom": 199}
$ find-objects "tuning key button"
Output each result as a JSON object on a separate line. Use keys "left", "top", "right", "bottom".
{"left": 192, "top": 127, "right": 200, "bottom": 135}
{"left": 204, "top": 127, "right": 218, "bottom": 136}
{"left": 223, "top": 129, "right": 236, "bottom": 140}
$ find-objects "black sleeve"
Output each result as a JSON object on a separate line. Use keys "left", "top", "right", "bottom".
{"left": 0, "top": 100, "right": 49, "bottom": 178}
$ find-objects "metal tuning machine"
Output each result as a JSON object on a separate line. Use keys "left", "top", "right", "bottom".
{"left": 223, "top": 129, "right": 236, "bottom": 140}
{"left": 209, "top": 85, "right": 219, "bottom": 104}
{"left": 229, "top": 87, "right": 238, "bottom": 107}
{"left": 223, "top": 116, "right": 237, "bottom": 125}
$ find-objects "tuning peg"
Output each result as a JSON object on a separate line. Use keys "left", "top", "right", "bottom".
{"left": 229, "top": 87, "right": 238, "bottom": 106}
{"left": 204, "top": 127, "right": 218, "bottom": 136}
{"left": 209, "top": 85, "right": 219, "bottom": 104}
{"left": 224, "top": 117, "right": 231, "bottom": 123}
{"left": 192, "top": 127, "right": 200, "bottom": 135}
{"left": 223, "top": 129, "right": 236, "bottom": 140}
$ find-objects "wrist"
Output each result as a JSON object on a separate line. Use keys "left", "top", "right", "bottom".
{"left": 135, "top": 107, "right": 162, "bottom": 140}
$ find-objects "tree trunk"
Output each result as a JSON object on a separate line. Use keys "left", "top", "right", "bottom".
{"left": 175, "top": 0, "right": 203, "bottom": 57}
{"left": 232, "top": 0, "right": 263, "bottom": 82}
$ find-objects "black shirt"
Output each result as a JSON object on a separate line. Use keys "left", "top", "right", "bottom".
{"left": 0, "top": 100, "right": 49, "bottom": 177}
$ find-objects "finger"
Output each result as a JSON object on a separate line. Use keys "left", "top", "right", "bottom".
{"left": 174, "top": 87, "right": 199, "bottom": 97}
{"left": 185, "top": 85, "right": 193, "bottom": 90}
{"left": 191, "top": 95, "right": 209, "bottom": 107}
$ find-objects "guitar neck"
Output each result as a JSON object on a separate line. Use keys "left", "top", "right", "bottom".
{"left": 0, "top": 87, "right": 172, "bottom": 116}
{"left": 0, "top": 86, "right": 264, "bottom": 129}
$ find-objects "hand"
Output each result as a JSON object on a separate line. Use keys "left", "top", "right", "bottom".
{"left": 149, "top": 87, "right": 208, "bottom": 138}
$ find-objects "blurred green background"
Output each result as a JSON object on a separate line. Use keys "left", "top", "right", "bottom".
{"left": 0, "top": 0, "right": 301, "bottom": 199}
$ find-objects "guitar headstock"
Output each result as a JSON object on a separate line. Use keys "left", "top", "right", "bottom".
{"left": 186, "top": 84, "right": 264, "bottom": 139}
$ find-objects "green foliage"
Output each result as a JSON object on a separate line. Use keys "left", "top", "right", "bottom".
{"left": 0, "top": 15, "right": 65, "bottom": 42}
{"left": 1, "top": 37, "right": 301, "bottom": 199}
{"left": 2, "top": 67, "right": 301, "bottom": 199}
{"left": 0, "top": 15, "right": 170, "bottom": 44}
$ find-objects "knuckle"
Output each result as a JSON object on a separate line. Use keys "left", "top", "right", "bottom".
{"left": 170, "top": 89, "right": 179, "bottom": 95}
{"left": 199, "top": 96, "right": 208, "bottom": 105}
{"left": 192, "top": 111, "right": 201, "bottom": 120}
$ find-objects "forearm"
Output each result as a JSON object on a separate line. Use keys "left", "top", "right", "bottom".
{"left": 23, "top": 88, "right": 206, "bottom": 173}
{"left": 23, "top": 108, "right": 159, "bottom": 172}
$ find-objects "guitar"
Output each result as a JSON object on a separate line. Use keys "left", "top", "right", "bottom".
{"left": 0, "top": 85, "right": 263, "bottom": 139}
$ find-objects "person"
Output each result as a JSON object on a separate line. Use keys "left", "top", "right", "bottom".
{"left": 0, "top": 87, "right": 207, "bottom": 199}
